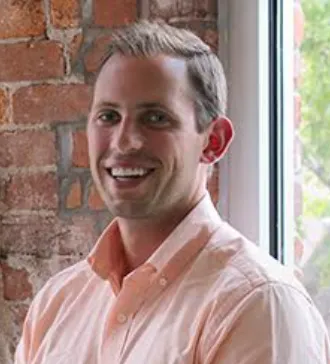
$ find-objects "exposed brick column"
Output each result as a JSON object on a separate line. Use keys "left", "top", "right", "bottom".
{"left": 0, "top": 1, "right": 222, "bottom": 361}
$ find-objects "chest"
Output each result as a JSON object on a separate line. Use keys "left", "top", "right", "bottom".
{"left": 34, "top": 275, "right": 214, "bottom": 364}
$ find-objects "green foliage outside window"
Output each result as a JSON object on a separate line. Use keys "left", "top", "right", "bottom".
{"left": 300, "top": 0, "right": 330, "bottom": 289}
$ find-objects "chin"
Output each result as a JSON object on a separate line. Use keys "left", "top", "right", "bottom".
{"left": 109, "top": 201, "right": 154, "bottom": 219}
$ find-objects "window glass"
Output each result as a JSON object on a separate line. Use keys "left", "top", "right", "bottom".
{"left": 294, "top": 0, "right": 330, "bottom": 333}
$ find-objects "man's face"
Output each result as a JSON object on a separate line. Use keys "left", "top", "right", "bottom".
{"left": 87, "top": 54, "right": 210, "bottom": 219}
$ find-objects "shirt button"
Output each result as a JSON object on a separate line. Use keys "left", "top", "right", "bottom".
{"left": 117, "top": 313, "right": 127, "bottom": 324}
{"left": 159, "top": 277, "right": 168, "bottom": 287}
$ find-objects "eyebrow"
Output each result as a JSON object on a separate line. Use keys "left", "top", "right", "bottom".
{"left": 93, "top": 101, "right": 169, "bottom": 110}
{"left": 93, "top": 101, "right": 120, "bottom": 109}
{"left": 135, "top": 102, "right": 166, "bottom": 110}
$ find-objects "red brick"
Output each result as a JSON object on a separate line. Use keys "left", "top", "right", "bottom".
{"left": 50, "top": 0, "right": 81, "bottom": 29}
{"left": 72, "top": 129, "right": 89, "bottom": 167}
{"left": 9, "top": 303, "right": 29, "bottom": 332}
{"left": 170, "top": 20, "right": 218, "bottom": 51}
{"left": 150, "top": 0, "right": 177, "bottom": 19}
{"left": 88, "top": 184, "right": 105, "bottom": 210}
{"left": 1, "top": 262, "right": 33, "bottom": 301}
{"left": 0, "top": 88, "right": 9, "bottom": 125}
{"left": 0, "top": 200, "right": 10, "bottom": 215}
{"left": 0, "top": 214, "right": 97, "bottom": 257}
{"left": 0, "top": 175, "right": 6, "bottom": 201}
{"left": 5, "top": 173, "right": 58, "bottom": 210}
{"left": 58, "top": 215, "right": 98, "bottom": 255}
{"left": 150, "top": 0, "right": 217, "bottom": 19}
{"left": 94, "top": 0, "right": 137, "bottom": 27}
{"left": 0, "top": 0, "right": 46, "bottom": 39}
{"left": 13, "top": 84, "right": 92, "bottom": 124}
{"left": 70, "top": 31, "right": 84, "bottom": 65}
{"left": 84, "top": 35, "right": 113, "bottom": 74}
{"left": 66, "top": 179, "right": 82, "bottom": 208}
{"left": 0, "top": 130, "right": 56, "bottom": 168}
{"left": 0, "top": 41, "right": 64, "bottom": 82}
{"left": 294, "top": 1, "right": 304, "bottom": 47}
{"left": 201, "top": 29, "right": 218, "bottom": 51}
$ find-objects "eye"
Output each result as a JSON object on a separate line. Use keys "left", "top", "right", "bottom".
{"left": 141, "top": 110, "right": 171, "bottom": 128}
{"left": 96, "top": 110, "right": 121, "bottom": 125}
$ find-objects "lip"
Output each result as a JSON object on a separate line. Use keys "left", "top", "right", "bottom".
{"left": 104, "top": 167, "right": 155, "bottom": 189}
{"left": 102, "top": 159, "right": 156, "bottom": 169}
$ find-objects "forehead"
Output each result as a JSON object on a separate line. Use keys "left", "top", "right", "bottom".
{"left": 93, "top": 54, "right": 192, "bottom": 105}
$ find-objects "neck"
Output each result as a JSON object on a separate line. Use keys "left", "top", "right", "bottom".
{"left": 117, "top": 195, "right": 205, "bottom": 271}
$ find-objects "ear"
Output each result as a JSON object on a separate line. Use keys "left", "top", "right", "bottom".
{"left": 200, "top": 117, "right": 234, "bottom": 163}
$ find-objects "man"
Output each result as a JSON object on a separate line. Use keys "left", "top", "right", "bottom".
{"left": 15, "top": 21, "right": 330, "bottom": 364}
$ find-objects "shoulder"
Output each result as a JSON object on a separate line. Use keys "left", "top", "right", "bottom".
{"left": 192, "top": 220, "right": 318, "bottom": 328}
{"left": 197, "top": 223, "right": 330, "bottom": 362}
{"left": 26, "top": 260, "right": 96, "bottom": 323}
{"left": 199, "top": 279, "right": 330, "bottom": 363}
{"left": 40, "top": 260, "right": 93, "bottom": 297}
{"left": 201, "top": 221, "right": 310, "bottom": 302}
{"left": 16, "top": 260, "right": 102, "bottom": 362}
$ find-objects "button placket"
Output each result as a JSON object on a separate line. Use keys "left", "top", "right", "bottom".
{"left": 101, "top": 319, "right": 131, "bottom": 363}
{"left": 103, "top": 264, "right": 157, "bottom": 359}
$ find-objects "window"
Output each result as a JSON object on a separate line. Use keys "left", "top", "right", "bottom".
{"left": 272, "top": 0, "right": 330, "bottom": 333}
{"left": 292, "top": 0, "right": 330, "bottom": 332}
{"left": 225, "top": 0, "right": 329, "bottom": 333}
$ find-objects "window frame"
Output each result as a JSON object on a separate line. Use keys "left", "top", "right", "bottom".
{"left": 221, "top": 0, "right": 295, "bottom": 264}
{"left": 221, "top": 0, "right": 271, "bottom": 253}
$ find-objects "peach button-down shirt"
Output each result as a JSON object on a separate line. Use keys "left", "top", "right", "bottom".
{"left": 15, "top": 194, "right": 330, "bottom": 364}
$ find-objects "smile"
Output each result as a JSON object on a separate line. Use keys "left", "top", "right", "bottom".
{"left": 107, "top": 167, "right": 154, "bottom": 179}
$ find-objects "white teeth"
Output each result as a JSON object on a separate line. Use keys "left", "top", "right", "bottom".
{"left": 111, "top": 167, "right": 149, "bottom": 178}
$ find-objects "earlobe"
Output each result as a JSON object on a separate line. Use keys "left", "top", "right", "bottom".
{"left": 200, "top": 117, "right": 234, "bottom": 164}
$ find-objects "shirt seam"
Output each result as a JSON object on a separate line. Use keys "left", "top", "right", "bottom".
{"left": 226, "top": 261, "right": 312, "bottom": 303}
{"left": 204, "top": 279, "right": 313, "bottom": 362}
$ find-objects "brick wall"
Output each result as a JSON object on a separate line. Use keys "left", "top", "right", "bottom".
{"left": 0, "top": 0, "right": 222, "bottom": 362}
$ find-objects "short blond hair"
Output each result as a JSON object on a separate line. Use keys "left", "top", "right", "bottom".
{"left": 96, "top": 20, "right": 227, "bottom": 133}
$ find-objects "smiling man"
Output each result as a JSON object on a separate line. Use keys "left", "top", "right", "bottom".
{"left": 15, "top": 21, "right": 330, "bottom": 364}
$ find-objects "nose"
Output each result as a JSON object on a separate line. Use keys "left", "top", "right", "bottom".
{"left": 111, "top": 116, "right": 144, "bottom": 153}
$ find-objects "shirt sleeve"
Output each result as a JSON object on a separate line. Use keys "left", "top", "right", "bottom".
{"left": 202, "top": 283, "right": 330, "bottom": 364}
{"left": 14, "top": 278, "right": 60, "bottom": 364}
{"left": 14, "top": 316, "right": 32, "bottom": 364}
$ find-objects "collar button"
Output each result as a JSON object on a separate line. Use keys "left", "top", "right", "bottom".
{"left": 117, "top": 313, "right": 128, "bottom": 324}
{"left": 159, "top": 277, "right": 168, "bottom": 287}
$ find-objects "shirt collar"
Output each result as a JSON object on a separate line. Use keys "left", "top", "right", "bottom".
{"left": 147, "top": 193, "right": 222, "bottom": 272}
{"left": 87, "top": 193, "right": 222, "bottom": 290}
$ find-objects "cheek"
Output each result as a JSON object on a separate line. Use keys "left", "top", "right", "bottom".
{"left": 173, "top": 134, "right": 203, "bottom": 160}
{"left": 149, "top": 136, "right": 177, "bottom": 163}
{"left": 87, "top": 128, "right": 110, "bottom": 157}
{"left": 152, "top": 134, "right": 194, "bottom": 160}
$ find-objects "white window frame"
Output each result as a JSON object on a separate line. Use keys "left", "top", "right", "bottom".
{"left": 219, "top": 0, "right": 271, "bottom": 251}
{"left": 219, "top": 0, "right": 295, "bottom": 262}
